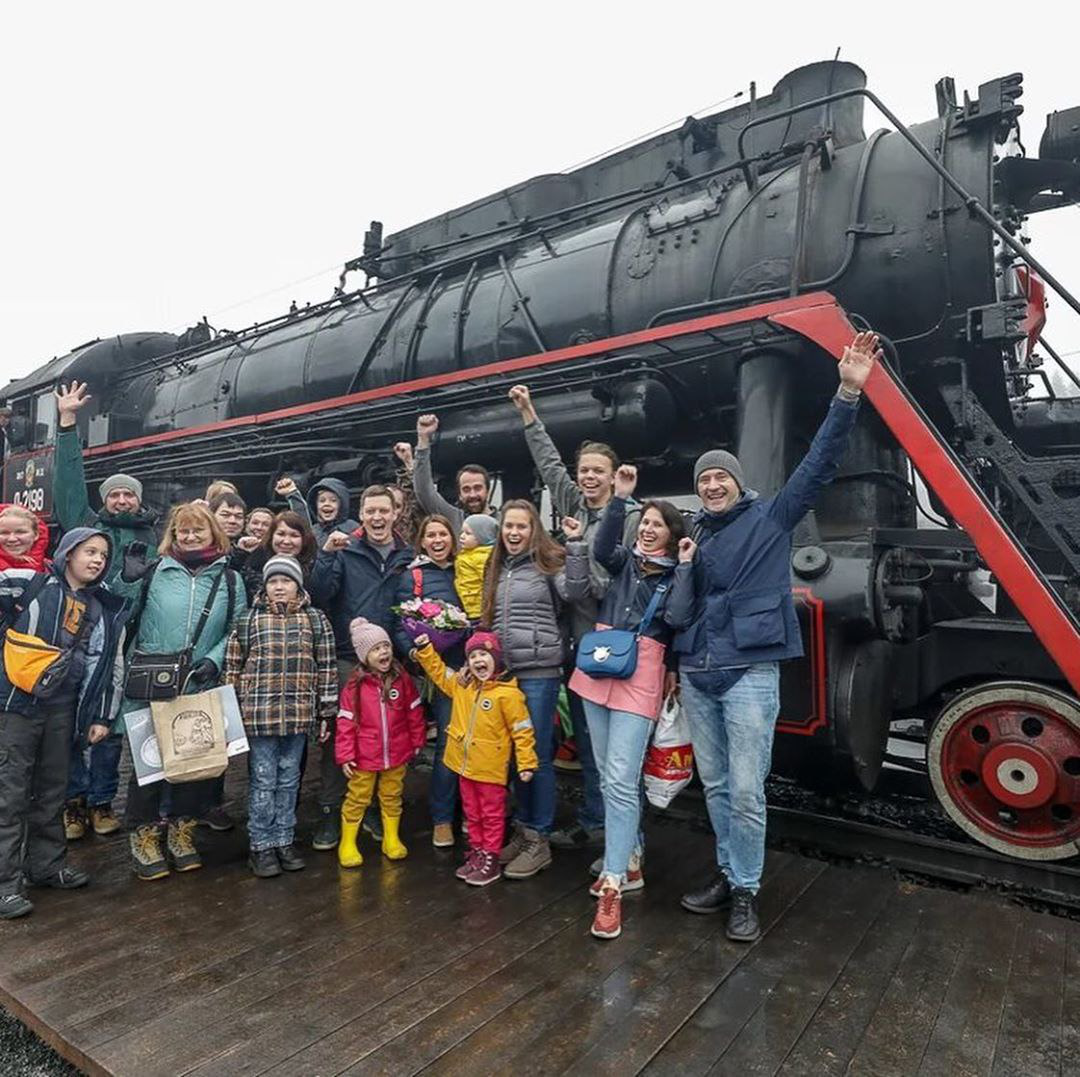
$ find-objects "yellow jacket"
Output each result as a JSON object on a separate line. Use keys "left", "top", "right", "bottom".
{"left": 414, "top": 642, "right": 539, "bottom": 784}
{"left": 454, "top": 545, "right": 493, "bottom": 621}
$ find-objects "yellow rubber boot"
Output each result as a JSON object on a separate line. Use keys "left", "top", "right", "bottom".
{"left": 381, "top": 814, "right": 408, "bottom": 860}
{"left": 338, "top": 818, "right": 363, "bottom": 868}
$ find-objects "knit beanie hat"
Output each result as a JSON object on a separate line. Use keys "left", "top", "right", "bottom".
{"left": 693, "top": 450, "right": 744, "bottom": 491}
{"left": 99, "top": 473, "right": 143, "bottom": 503}
{"left": 350, "top": 616, "right": 390, "bottom": 662}
{"left": 463, "top": 513, "right": 497, "bottom": 547}
{"left": 465, "top": 630, "right": 503, "bottom": 670}
{"left": 262, "top": 554, "right": 304, "bottom": 588}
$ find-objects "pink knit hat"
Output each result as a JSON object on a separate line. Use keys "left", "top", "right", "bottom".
{"left": 349, "top": 617, "right": 390, "bottom": 662}
{"left": 465, "top": 630, "right": 503, "bottom": 670}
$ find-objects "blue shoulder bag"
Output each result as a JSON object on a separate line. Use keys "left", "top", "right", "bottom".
{"left": 575, "top": 582, "right": 668, "bottom": 680}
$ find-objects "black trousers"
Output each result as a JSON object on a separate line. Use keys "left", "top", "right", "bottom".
{"left": 124, "top": 773, "right": 214, "bottom": 826}
{"left": 317, "top": 658, "right": 356, "bottom": 809}
{"left": 0, "top": 702, "right": 76, "bottom": 895}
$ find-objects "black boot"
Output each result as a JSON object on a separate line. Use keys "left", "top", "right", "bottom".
{"left": 248, "top": 849, "right": 282, "bottom": 879}
{"left": 680, "top": 872, "right": 732, "bottom": 915}
{"left": 726, "top": 887, "right": 760, "bottom": 942}
{"left": 276, "top": 844, "right": 306, "bottom": 872}
{"left": 312, "top": 805, "right": 340, "bottom": 850}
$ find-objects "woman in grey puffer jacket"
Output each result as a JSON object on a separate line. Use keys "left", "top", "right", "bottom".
{"left": 481, "top": 499, "right": 568, "bottom": 878}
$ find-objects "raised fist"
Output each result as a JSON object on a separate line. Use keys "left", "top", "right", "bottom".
{"left": 677, "top": 537, "right": 697, "bottom": 564}
{"left": 416, "top": 414, "right": 439, "bottom": 447}
{"left": 236, "top": 535, "right": 260, "bottom": 552}
{"left": 393, "top": 442, "right": 415, "bottom": 470}
{"left": 274, "top": 477, "right": 298, "bottom": 497}
{"left": 561, "top": 516, "right": 584, "bottom": 540}
{"left": 614, "top": 464, "right": 638, "bottom": 499}
{"left": 323, "top": 530, "right": 351, "bottom": 552}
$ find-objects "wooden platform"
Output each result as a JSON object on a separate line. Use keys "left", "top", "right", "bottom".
{"left": 1, "top": 768, "right": 1078, "bottom": 1076}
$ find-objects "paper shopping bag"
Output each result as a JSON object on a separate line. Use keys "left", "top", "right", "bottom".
{"left": 150, "top": 687, "right": 229, "bottom": 783}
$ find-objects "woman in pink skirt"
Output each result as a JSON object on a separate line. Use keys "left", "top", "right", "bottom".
{"left": 564, "top": 464, "right": 697, "bottom": 938}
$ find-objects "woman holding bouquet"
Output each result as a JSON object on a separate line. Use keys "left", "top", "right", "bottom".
{"left": 391, "top": 514, "right": 468, "bottom": 848}
{"left": 482, "top": 500, "right": 568, "bottom": 880}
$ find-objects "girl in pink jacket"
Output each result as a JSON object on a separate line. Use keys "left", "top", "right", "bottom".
{"left": 335, "top": 618, "right": 425, "bottom": 867}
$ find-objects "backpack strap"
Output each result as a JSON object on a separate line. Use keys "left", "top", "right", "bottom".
{"left": 12, "top": 573, "right": 50, "bottom": 618}
{"left": 188, "top": 570, "right": 225, "bottom": 653}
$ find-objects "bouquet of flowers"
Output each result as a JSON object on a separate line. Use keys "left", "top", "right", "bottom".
{"left": 393, "top": 597, "right": 471, "bottom": 654}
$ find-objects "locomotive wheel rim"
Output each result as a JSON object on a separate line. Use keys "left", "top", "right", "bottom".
{"left": 927, "top": 681, "right": 1080, "bottom": 861}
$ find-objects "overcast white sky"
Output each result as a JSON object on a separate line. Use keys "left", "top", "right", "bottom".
{"left": 3, "top": 2, "right": 1078, "bottom": 388}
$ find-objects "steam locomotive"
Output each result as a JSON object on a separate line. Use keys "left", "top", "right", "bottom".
{"left": 5, "top": 59, "right": 1080, "bottom": 861}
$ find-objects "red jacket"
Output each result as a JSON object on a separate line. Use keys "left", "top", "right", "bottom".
{"left": 335, "top": 668, "right": 425, "bottom": 771}
{"left": 0, "top": 504, "right": 50, "bottom": 573}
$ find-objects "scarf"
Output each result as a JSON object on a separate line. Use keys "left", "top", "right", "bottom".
{"left": 632, "top": 544, "right": 678, "bottom": 571}
{"left": 174, "top": 546, "right": 221, "bottom": 568}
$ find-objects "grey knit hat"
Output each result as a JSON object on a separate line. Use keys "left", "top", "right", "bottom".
{"left": 463, "top": 513, "right": 498, "bottom": 546}
{"left": 262, "top": 554, "right": 304, "bottom": 588}
{"left": 99, "top": 473, "right": 143, "bottom": 502}
{"left": 693, "top": 450, "right": 744, "bottom": 490}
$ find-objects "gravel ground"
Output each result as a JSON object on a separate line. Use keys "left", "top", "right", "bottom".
{"left": 0, "top": 1007, "right": 79, "bottom": 1075}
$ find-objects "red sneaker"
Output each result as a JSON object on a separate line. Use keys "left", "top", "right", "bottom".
{"left": 466, "top": 851, "right": 502, "bottom": 887}
{"left": 591, "top": 886, "right": 622, "bottom": 939}
{"left": 456, "top": 850, "right": 482, "bottom": 880}
{"left": 554, "top": 738, "right": 581, "bottom": 772}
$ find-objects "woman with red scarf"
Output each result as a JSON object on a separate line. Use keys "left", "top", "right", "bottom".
{"left": 0, "top": 504, "right": 49, "bottom": 572}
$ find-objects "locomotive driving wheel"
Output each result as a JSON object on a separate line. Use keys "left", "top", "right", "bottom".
{"left": 927, "top": 681, "right": 1080, "bottom": 860}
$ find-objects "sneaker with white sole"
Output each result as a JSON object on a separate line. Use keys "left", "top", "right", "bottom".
{"left": 591, "top": 885, "right": 622, "bottom": 939}
{"left": 590, "top": 852, "right": 644, "bottom": 896}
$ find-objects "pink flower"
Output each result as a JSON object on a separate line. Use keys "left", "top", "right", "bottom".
{"left": 419, "top": 601, "right": 442, "bottom": 618}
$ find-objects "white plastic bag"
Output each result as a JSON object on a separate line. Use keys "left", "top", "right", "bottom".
{"left": 643, "top": 694, "right": 694, "bottom": 808}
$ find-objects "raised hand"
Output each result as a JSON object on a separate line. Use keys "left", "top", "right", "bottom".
{"left": 678, "top": 537, "right": 697, "bottom": 564}
{"left": 416, "top": 414, "right": 439, "bottom": 448}
{"left": 236, "top": 535, "right": 261, "bottom": 552}
{"left": 614, "top": 463, "right": 638, "bottom": 499}
{"left": 323, "top": 530, "right": 350, "bottom": 553}
{"left": 274, "top": 476, "right": 298, "bottom": 497}
{"left": 508, "top": 384, "right": 537, "bottom": 423}
{"left": 393, "top": 441, "right": 415, "bottom": 470}
{"left": 54, "top": 381, "right": 92, "bottom": 428}
{"left": 838, "top": 330, "right": 882, "bottom": 393}
{"left": 561, "top": 516, "right": 584, "bottom": 540}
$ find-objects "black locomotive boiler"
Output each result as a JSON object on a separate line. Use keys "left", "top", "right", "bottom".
{"left": 5, "top": 59, "right": 1080, "bottom": 861}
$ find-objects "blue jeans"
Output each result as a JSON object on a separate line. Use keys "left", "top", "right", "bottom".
{"left": 429, "top": 691, "right": 458, "bottom": 825}
{"left": 566, "top": 685, "right": 605, "bottom": 832}
{"left": 514, "top": 677, "right": 560, "bottom": 836}
{"left": 66, "top": 733, "right": 123, "bottom": 807}
{"left": 680, "top": 663, "right": 780, "bottom": 893}
{"left": 582, "top": 700, "right": 651, "bottom": 882}
{"left": 248, "top": 734, "right": 307, "bottom": 851}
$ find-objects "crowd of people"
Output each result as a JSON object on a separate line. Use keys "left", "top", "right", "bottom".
{"left": 0, "top": 332, "right": 880, "bottom": 942}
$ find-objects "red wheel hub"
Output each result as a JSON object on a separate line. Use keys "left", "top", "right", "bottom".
{"left": 928, "top": 682, "right": 1080, "bottom": 860}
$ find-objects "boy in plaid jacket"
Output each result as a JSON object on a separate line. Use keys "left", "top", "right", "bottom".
{"left": 225, "top": 555, "right": 336, "bottom": 878}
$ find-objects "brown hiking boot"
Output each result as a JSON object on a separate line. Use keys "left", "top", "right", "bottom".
{"left": 432, "top": 823, "right": 455, "bottom": 848}
{"left": 64, "top": 799, "right": 87, "bottom": 841}
{"left": 129, "top": 826, "right": 169, "bottom": 881}
{"left": 498, "top": 825, "right": 526, "bottom": 865}
{"left": 166, "top": 818, "right": 203, "bottom": 872}
{"left": 90, "top": 804, "right": 121, "bottom": 836}
{"left": 503, "top": 828, "right": 552, "bottom": 879}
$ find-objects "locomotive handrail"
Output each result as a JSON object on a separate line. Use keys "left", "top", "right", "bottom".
{"left": 771, "top": 297, "right": 1080, "bottom": 697}
{"left": 736, "top": 86, "right": 1080, "bottom": 321}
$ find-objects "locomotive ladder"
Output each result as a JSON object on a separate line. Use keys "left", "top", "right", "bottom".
{"left": 768, "top": 293, "right": 1080, "bottom": 698}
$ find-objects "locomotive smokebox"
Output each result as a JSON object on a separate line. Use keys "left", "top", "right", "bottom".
{"left": 1040, "top": 106, "right": 1080, "bottom": 163}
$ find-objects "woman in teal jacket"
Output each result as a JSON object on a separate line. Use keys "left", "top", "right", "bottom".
{"left": 121, "top": 502, "right": 246, "bottom": 881}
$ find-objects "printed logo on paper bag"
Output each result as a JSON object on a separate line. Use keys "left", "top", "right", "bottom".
{"left": 171, "top": 709, "right": 217, "bottom": 757}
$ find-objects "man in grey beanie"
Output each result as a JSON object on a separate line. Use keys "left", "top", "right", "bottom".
{"left": 53, "top": 381, "right": 161, "bottom": 841}
{"left": 676, "top": 331, "right": 881, "bottom": 942}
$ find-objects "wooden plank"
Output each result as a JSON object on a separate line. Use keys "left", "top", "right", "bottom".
{"left": 843, "top": 887, "right": 981, "bottom": 1076}
{"left": 916, "top": 894, "right": 1020, "bottom": 1077}
{"left": 543, "top": 855, "right": 827, "bottom": 1075}
{"left": 346, "top": 821, "right": 736, "bottom": 1075}
{"left": 638, "top": 864, "right": 895, "bottom": 1076}
{"left": 988, "top": 910, "right": 1068, "bottom": 1077}
{"left": 774, "top": 881, "right": 925, "bottom": 1076}
{"left": 174, "top": 861, "right": 580, "bottom": 1076}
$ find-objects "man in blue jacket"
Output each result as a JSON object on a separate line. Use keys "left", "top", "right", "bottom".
{"left": 308, "top": 484, "right": 412, "bottom": 850}
{"left": 677, "top": 331, "right": 880, "bottom": 941}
